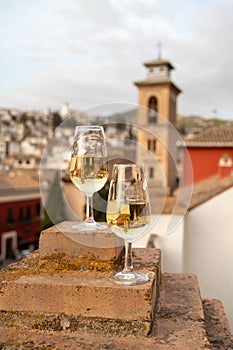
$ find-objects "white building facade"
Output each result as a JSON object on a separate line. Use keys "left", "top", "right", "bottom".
{"left": 184, "top": 185, "right": 233, "bottom": 332}
{"left": 135, "top": 180, "right": 233, "bottom": 331}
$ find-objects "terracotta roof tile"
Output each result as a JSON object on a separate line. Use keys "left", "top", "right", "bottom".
{"left": 158, "top": 175, "right": 233, "bottom": 214}
{"left": 188, "top": 175, "right": 233, "bottom": 210}
{"left": 183, "top": 126, "right": 233, "bottom": 147}
{"left": 0, "top": 169, "right": 39, "bottom": 192}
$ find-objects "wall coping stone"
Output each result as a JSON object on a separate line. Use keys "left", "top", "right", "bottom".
{"left": 0, "top": 247, "right": 161, "bottom": 337}
{"left": 39, "top": 221, "right": 125, "bottom": 264}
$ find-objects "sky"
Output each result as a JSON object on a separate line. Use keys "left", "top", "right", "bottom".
{"left": 0, "top": 0, "right": 233, "bottom": 119}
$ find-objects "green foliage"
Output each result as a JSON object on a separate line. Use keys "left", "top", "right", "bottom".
{"left": 177, "top": 115, "right": 233, "bottom": 136}
{"left": 93, "top": 181, "right": 109, "bottom": 222}
{"left": 41, "top": 171, "right": 68, "bottom": 230}
{"left": 52, "top": 112, "right": 62, "bottom": 130}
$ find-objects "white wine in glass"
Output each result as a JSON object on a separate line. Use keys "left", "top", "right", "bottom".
{"left": 107, "top": 163, "right": 151, "bottom": 285}
{"left": 70, "top": 125, "right": 108, "bottom": 231}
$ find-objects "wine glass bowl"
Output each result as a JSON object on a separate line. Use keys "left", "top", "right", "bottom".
{"left": 107, "top": 163, "right": 151, "bottom": 285}
{"left": 70, "top": 125, "right": 108, "bottom": 230}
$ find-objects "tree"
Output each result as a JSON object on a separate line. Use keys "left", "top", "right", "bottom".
{"left": 52, "top": 111, "right": 62, "bottom": 130}
{"left": 41, "top": 171, "right": 68, "bottom": 230}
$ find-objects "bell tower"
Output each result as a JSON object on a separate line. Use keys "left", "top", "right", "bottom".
{"left": 134, "top": 52, "right": 181, "bottom": 198}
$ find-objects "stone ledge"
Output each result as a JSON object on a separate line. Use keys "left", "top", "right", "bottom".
{"left": 0, "top": 248, "right": 161, "bottom": 337}
{"left": 39, "top": 221, "right": 124, "bottom": 263}
{"left": 0, "top": 273, "right": 219, "bottom": 349}
{"left": 0, "top": 271, "right": 154, "bottom": 320}
{"left": 203, "top": 298, "right": 233, "bottom": 349}
{"left": 0, "top": 327, "right": 170, "bottom": 350}
{"left": 152, "top": 273, "right": 211, "bottom": 349}
{"left": 0, "top": 310, "right": 150, "bottom": 337}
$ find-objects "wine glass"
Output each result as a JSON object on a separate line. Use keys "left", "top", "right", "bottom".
{"left": 70, "top": 125, "right": 108, "bottom": 231}
{"left": 107, "top": 163, "right": 151, "bottom": 285}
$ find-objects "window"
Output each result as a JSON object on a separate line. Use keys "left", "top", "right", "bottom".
{"left": 19, "top": 207, "right": 24, "bottom": 221}
{"left": 26, "top": 206, "right": 31, "bottom": 219}
{"left": 19, "top": 206, "right": 32, "bottom": 222}
{"left": 147, "top": 139, "right": 156, "bottom": 152}
{"left": 148, "top": 96, "right": 158, "bottom": 123}
{"left": 218, "top": 154, "right": 232, "bottom": 167}
{"left": 35, "top": 203, "right": 41, "bottom": 217}
{"left": 149, "top": 167, "right": 154, "bottom": 179}
{"left": 6, "top": 208, "right": 14, "bottom": 226}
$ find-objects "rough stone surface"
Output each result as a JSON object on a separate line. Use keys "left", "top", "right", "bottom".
{"left": 203, "top": 298, "right": 233, "bottom": 349}
{"left": 0, "top": 248, "right": 161, "bottom": 336}
{"left": 152, "top": 273, "right": 211, "bottom": 349}
{"left": 0, "top": 273, "right": 221, "bottom": 349}
{"left": 39, "top": 221, "right": 124, "bottom": 262}
{"left": 0, "top": 327, "right": 171, "bottom": 350}
{"left": 0, "top": 222, "right": 232, "bottom": 349}
{"left": 0, "top": 271, "right": 152, "bottom": 320}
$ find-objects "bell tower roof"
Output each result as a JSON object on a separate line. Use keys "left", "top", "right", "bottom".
{"left": 143, "top": 42, "right": 174, "bottom": 75}
{"left": 143, "top": 59, "right": 174, "bottom": 70}
{"left": 134, "top": 55, "right": 181, "bottom": 94}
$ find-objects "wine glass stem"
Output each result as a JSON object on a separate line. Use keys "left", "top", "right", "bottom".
{"left": 85, "top": 194, "right": 95, "bottom": 224}
{"left": 123, "top": 241, "right": 133, "bottom": 273}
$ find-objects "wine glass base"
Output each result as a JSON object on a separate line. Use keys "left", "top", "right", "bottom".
{"left": 72, "top": 222, "right": 107, "bottom": 232}
{"left": 109, "top": 271, "right": 149, "bottom": 285}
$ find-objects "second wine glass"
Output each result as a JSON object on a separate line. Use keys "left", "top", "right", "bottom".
{"left": 107, "top": 163, "right": 151, "bottom": 285}
{"left": 70, "top": 125, "right": 108, "bottom": 231}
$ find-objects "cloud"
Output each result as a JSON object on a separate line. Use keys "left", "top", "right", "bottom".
{"left": 0, "top": 0, "right": 232, "bottom": 118}
{"left": 172, "top": 1, "right": 233, "bottom": 117}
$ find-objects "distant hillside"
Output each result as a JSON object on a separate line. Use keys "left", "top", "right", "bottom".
{"left": 97, "top": 109, "right": 233, "bottom": 138}
{"left": 105, "top": 110, "right": 233, "bottom": 138}
{"left": 102, "top": 108, "right": 137, "bottom": 125}
{"left": 177, "top": 115, "right": 233, "bottom": 136}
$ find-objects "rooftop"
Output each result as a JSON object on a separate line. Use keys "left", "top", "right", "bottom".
{"left": 188, "top": 175, "right": 233, "bottom": 210}
{"left": 143, "top": 59, "right": 174, "bottom": 69}
{"left": 0, "top": 168, "right": 39, "bottom": 193}
{"left": 134, "top": 79, "right": 182, "bottom": 94}
{"left": 183, "top": 126, "right": 233, "bottom": 147}
{"left": 161, "top": 174, "right": 233, "bottom": 214}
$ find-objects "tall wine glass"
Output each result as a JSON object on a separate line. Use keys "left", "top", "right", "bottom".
{"left": 107, "top": 163, "right": 151, "bottom": 285}
{"left": 70, "top": 125, "right": 108, "bottom": 231}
